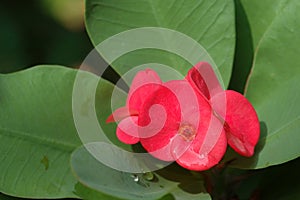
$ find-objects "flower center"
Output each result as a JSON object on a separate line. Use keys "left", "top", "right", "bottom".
{"left": 178, "top": 124, "right": 196, "bottom": 141}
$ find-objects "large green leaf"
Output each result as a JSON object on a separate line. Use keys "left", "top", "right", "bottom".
{"left": 0, "top": 65, "right": 131, "bottom": 197}
{"left": 85, "top": 0, "right": 235, "bottom": 87}
{"left": 71, "top": 145, "right": 176, "bottom": 200}
{"left": 71, "top": 146, "right": 211, "bottom": 200}
{"left": 0, "top": 66, "right": 81, "bottom": 198}
{"left": 227, "top": 0, "right": 300, "bottom": 169}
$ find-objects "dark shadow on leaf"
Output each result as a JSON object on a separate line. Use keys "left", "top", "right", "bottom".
{"left": 158, "top": 193, "right": 175, "bottom": 200}
{"left": 178, "top": 180, "right": 206, "bottom": 194}
{"left": 156, "top": 163, "right": 193, "bottom": 183}
{"left": 228, "top": 0, "right": 254, "bottom": 93}
{"left": 155, "top": 163, "right": 206, "bottom": 194}
{"left": 256, "top": 121, "right": 268, "bottom": 152}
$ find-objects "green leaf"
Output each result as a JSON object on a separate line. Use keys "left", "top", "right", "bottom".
{"left": 228, "top": 0, "right": 300, "bottom": 169}
{"left": 0, "top": 66, "right": 82, "bottom": 198}
{"left": 72, "top": 66, "right": 131, "bottom": 150}
{"left": 71, "top": 146, "right": 211, "bottom": 200}
{"left": 85, "top": 0, "right": 235, "bottom": 87}
{"left": 71, "top": 145, "right": 176, "bottom": 200}
{"left": 240, "top": 0, "right": 289, "bottom": 49}
{"left": 0, "top": 65, "right": 129, "bottom": 198}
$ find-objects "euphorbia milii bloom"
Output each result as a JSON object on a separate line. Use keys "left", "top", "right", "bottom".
{"left": 107, "top": 62, "right": 260, "bottom": 171}
{"left": 138, "top": 80, "right": 227, "bottom": 170}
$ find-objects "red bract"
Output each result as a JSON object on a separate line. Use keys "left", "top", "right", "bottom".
{"left": 186, "top": 62, "right": 260, "bottom": 157}
{"left": 107, "top": 62, "right": 260, "bottom": 171}
{"left": 222, "top": 90, "right": 260, "bottom": 156}
{"left": 106, "top": 69, "right": 162, "bottom": 144}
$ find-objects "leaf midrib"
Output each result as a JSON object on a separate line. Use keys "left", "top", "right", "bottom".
{"left": 0, "top": 126, "right": 78, "bottom": 152}
{"left": 148, "top": 0, "right": 162, "bottom": 27}
{"left": 244, "top": 0, "right": 292, "bottom": 94}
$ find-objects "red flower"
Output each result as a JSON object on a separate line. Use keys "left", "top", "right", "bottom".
{"left": 137, "top": 80, "right": 227, "bottom": 170}
{"left": 107, "top": 62, "right": 260, "bottom": 171}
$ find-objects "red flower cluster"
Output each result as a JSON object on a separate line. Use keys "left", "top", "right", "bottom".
{"left": 107, "top": 62, "right": 260, "bottom": 171}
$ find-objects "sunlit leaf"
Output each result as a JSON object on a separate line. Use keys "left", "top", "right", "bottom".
{"left": 85, "top": 0, "right": 235, "bottom": 87}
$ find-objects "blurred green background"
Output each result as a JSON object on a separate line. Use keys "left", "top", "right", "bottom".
{"left": 0, "top": 0, "right": 93, "bottom": 73}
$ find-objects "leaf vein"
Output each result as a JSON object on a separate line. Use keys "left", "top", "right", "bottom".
{"left": 197, "top": 0, "right": 227, "bottom": 42}
{"left": 244, "top": 0, "right": 293, "bottom": 93}
{"left": 90, "top": 2, "right": 149, "bottom": 14}
{"left": 173, "top": 0, "right": 204, "bottom": 30}
{"left": 266, "top": 115, "right": 300, "bottom": 141}
{"left": 91, "top": 16, "right": 136, "bottom": 28}
{"left": 0, "top": 127, "right": 78, "bottom": 152}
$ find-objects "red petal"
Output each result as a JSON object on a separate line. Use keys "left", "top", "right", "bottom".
{"left": 138, "top": 83, "right": 182, "bottom": 161}
{"left": 186, "top": 62, "right": 223, "bottom": 100}
{"left": 129, "top": 68, "right": 162, "bottom": 92}
{"left": 138, "top": 80, "right": 227, "bottom": 169}
{"left": 175, "top": 126, "right": 227, "bottom": 171}
{"left": 127, "top": 83, "right": 161, "bottom": 112}
{"left": 106, "top": 107, "right": 138, "bottom": 123}
{"left": 116, "top": 116, "right": 140, "bottom": 144}
{"left": 173, "top": 99, "right": 227, "bottom": 171}
{"left": 127, "top": 69, "right": 162, "bottom": 111}
{"left": 224, "top": 90, "right": 260, "bottom": 157}
{"left": 108, "top": 69, "right": 161, "bottom": 145}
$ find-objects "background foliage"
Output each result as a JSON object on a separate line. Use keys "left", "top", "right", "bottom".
{"left": 0, "top": 0, "right": 299, "bottom": 199}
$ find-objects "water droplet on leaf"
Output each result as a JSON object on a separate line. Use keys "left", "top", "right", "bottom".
{"left": 131, "top": 174, "right": 139, "bottom": 182}
{"left": 142, "top": 172, "right": 154, "bottom": 181}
